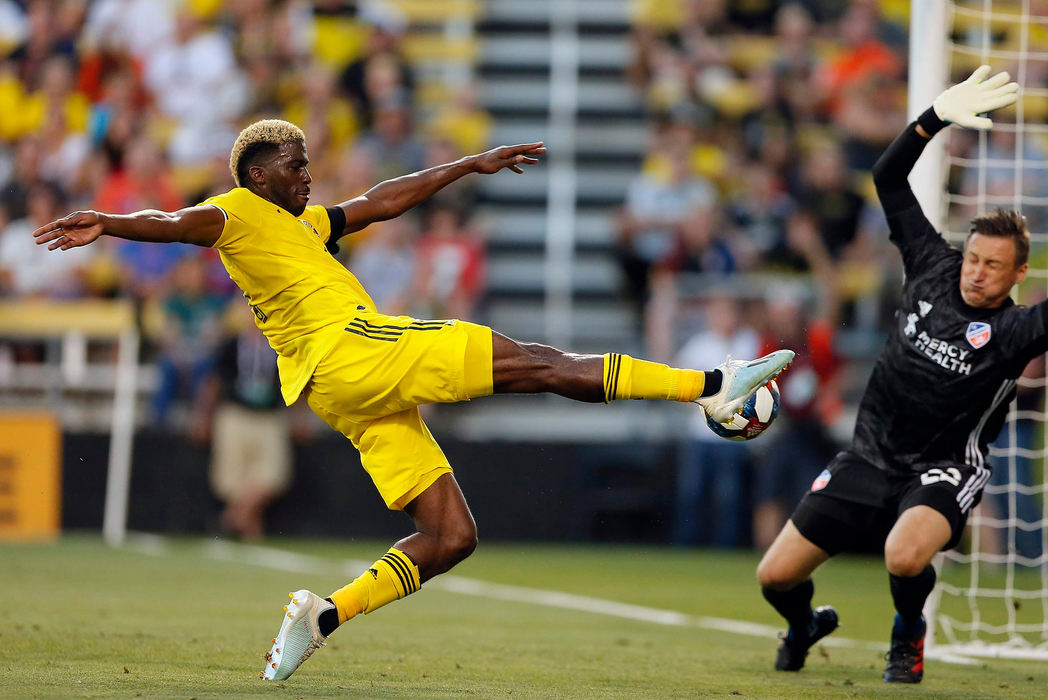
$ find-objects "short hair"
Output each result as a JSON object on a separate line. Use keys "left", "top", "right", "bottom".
{"left": 228, "top": 119, "right": 305, "bottom": 187}
{"left": 967, "top": 208, "right": 1030, "bottom": 267}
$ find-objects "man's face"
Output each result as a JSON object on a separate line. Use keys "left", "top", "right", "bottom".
{"left": 254, "top": 140, "right": 312, "bottom": 216}
{"left": 960, "top": 233, "right": 1027, "bottom": 308}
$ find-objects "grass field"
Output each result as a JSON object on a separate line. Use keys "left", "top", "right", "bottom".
{"left": 3, "top": 536, "right": 1047, "bottom": 699}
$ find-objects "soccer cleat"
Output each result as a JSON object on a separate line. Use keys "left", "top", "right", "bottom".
{"left": 883, "top": 617, "right": 925, "bottom": 683}
{"left": 260, "top": 589, "right": 333, "bottom": 681}
{"left": 697, "top": 350, "right": 795, "bottom": 424}
{"left": 774, "top": 605, "right": 839, "bottom": 672}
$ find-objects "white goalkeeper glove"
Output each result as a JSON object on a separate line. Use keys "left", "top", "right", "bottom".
{"left": 933, "top": 65, "right": 1019, "bottom": 130}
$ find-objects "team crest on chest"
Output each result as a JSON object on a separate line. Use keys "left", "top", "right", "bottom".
{"left": 298, "top": 219, "right": 320, "bottom": 238}
{"left": 965, "top": 321, "right": 992, "bottom": 349}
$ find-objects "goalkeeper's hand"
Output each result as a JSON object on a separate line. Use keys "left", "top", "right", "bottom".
{"left": 933, "top": 65, "right": 1019, "bottom": 130}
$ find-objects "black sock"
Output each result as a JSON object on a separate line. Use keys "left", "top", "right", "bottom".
{"left": 763, "top": 580, "right": 814, "bottom": 640}
{"left": 318, "top": 598, "right": 339, "bottom": 637}
{"left": 889, "top": 565, "right": 936, "bottom": 632}
{"left": 702, "top": 370, "right": 723, "bottom": 396}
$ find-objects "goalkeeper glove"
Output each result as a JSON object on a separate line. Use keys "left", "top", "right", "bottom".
{"left": 932, "top": 64, "right": 1019, "bottom": 130}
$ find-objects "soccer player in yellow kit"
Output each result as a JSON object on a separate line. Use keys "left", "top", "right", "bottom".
{"left": 35, "top": 120, "right": 793, "bottom": 681}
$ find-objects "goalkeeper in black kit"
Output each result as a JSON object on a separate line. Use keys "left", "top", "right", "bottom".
{"left": 756, "top": 66, "right": 1032, "bottom": 684}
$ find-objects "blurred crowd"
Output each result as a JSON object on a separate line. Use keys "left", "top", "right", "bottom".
{"left": 0, "top": 0, "right": 490, "bottom": 413}
{"left": 623, "top": 0, "right": 912, "bottom": 330}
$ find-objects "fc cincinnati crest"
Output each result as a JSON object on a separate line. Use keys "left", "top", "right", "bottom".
{"left": 965, "top": 321, "right": 992, "bottom": 349}
{"left": 811, "top": 469, "right": 831, "bottom": 492}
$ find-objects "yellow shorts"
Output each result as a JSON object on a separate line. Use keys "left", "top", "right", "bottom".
{"left": 304, "top": 312, "right": 493, "bottom": 510}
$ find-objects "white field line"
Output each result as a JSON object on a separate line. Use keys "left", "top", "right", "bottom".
{"left": 120, "top": 534, "right": 974, "bottom": 664}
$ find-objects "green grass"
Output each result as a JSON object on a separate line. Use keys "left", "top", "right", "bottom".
{"left": 2, "top": 537, "right": 1047, "bottom": 698}
{"left": 935, "top": 559, "right": 1048, "bottom": 646}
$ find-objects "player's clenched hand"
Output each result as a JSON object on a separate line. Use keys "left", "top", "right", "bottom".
{"left": 934, "top": 65, "right": 1019, "bottom": 130}
{"left": 471, "top": 142, "right": 546, "bottom": 175}
{"left": 33, "top": 210, "right": 104, "bottom": 251}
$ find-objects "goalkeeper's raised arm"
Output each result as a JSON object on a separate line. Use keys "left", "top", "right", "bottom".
{"left": 873, "top": 65, "right": 1019, "bottom": 217}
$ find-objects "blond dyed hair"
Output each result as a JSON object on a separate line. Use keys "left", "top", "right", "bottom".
{"left": 229, "top": 119, "right": 306, "bottom": 187}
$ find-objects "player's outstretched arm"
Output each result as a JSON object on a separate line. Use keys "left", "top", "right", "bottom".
{"left": 33, "top": 206, "right": 225, "bottom": 251}
{"left": 332, "top": 142, "right": 546, "bottom": 238}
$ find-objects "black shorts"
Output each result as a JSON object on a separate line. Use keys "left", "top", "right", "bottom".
{"left": 791, "top": 450, "right": 989, "bottom": 556}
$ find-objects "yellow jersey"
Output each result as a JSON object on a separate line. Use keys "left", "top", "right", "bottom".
{"left": 202, "top": 188, "right": 375, "bottom": 405}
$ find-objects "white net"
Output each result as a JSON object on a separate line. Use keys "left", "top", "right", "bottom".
{"left": 925, "top": 0, "right": 1048, "bottom": 660}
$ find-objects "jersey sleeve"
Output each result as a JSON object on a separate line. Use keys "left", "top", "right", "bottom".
{"left": 885, "top": 204, "right": 955, "bottom": 279}
{"left": 997, "top": 301, "right": 1048, "bottom": 372}
{"left": 303, "top": 204, "right": 332, "bottom": 244}
{"left": 200, "top": 193, "right": 241, "bottom": 250}
{"left": 873, "top": 117, "right": 955, "bottom": 278}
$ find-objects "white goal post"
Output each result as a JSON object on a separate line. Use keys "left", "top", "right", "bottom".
{"left": 915, "top": 0, "right": 1048, "bottom": 661}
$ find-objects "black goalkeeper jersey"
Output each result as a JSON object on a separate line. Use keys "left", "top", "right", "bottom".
{"left": 851, "top": 119, "right": 1048, "bottom": 475}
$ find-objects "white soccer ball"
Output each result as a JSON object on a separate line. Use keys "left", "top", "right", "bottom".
{"left": 705, "top": 381, "right": 780, "bottom": 441}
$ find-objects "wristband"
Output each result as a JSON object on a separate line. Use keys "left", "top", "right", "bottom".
{"left": 917, "top": 106, "right": 949, "bottom": 135}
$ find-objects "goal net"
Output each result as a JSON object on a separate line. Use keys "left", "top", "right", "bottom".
{"left": 918, "top": 0, "right": 1048, "bottom": 660}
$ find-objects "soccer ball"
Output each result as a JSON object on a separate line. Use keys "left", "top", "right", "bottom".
{"left": 704, "top": 381, "right": 780, "bottom": 441}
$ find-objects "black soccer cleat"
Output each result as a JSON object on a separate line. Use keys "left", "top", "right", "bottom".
{"left": 883, "top": 618, "right": 925, "bottom": 684}
{"left": 774, "top": 605, "right": 839, "bottom": 671}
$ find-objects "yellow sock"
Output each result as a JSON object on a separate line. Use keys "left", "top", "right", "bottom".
{"left": 602, "top": 353, "right": 704, "bottom": 403}
{"left": 328, "top": 547, "right": 421, "bottom": 624}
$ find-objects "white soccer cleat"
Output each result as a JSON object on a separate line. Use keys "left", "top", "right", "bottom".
{"left": 260, "top": 589, "right": 333, "bottom": 681}
{"left": 696, "top": 350, "right": 795, "bottom": 424}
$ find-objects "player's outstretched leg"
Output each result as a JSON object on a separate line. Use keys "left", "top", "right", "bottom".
{"left": 489, "top": 331, "right": 793, "bottom": 416}
{"left": 695, "top": 351, "right": 794, "bottom": 422}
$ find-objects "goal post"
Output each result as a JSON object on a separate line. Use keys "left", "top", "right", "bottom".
{"left": 916, "top": 0, "right": 1048, "bottom": 661}
{"left": 907, "top": 0, "right": 949, "bottom": 227}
